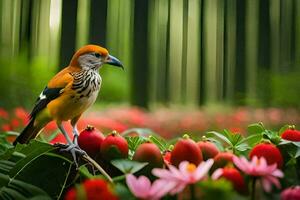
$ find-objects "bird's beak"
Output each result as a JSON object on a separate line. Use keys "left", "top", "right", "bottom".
{"left": 105, "top": 55, "right": 124, "bottom": 69}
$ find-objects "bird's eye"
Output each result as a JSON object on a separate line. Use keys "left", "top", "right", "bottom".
{"left": 94, "top": 53, "right": 101, "bottom": 58}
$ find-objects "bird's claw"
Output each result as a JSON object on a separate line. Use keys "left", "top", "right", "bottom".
{"left": 53, "top": 143, "right": 69, "bottom": 149}
{"left": 55, "top": 143, "right": 87, "bottom": 168}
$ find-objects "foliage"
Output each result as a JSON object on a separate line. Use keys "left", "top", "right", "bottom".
{"left": 0, "top": 140, "right": 77, "bottom": 199}
{"left": 0, "top": 173, "right": 51, "bottom": 200}
{"left": 111, "top": 159, "right": 148, "bottom": 174}
{"left": 0, "top": 116, "right": 300, "bottom": 199}
{"left": 197, "top": 179, "right": 234, "bottom": 200}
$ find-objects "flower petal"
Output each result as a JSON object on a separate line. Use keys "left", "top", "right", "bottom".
{"left": 272, "top": 169, "right": 284, "bottom": 178}
{"left": 250, "top": 156, "right": 258, "bottom": 172}
{"left": 150, "top": 179, "right": 177, "bottom": 199}
{"left": 194, "top": 159, "right": 214, "bottom": 181}
{"left": 169, "top": 164, "right": 186, "bottom": 181}
{"left": 169, "top": 182, "right": 187, "bottom": 195}
{"left": 261, "top": 178, "right": 272, "bottom": 192}
{"left": 126, "top": 174, "right": 150, "bottom": 198}
{"left": 152, "top": 168, "right": 173, "bottom": 180}
{"left": 178, "top": 161, "right": 190, "bottom": 178}
{"left": 265, "top": 175, "right": 281, "bottom": 189}
{"left": 211, "top": 168, "right": 223, "bottom": 180}
{"left": 233, "top": 156, "right": 249, "bottom": 174}
{"left": 260, "top": 157, "right": 268, "bottom": 168}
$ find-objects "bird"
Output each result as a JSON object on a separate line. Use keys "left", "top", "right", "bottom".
{"left": 13, "top": 44, "right": 123, "bottom": 166}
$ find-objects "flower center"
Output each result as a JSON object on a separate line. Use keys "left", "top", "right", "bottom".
{"left": 187, "top": 163, "right": 196, "bottom": 173}
{"left": 256, "top": 159, "right": 260, "bottom": 166}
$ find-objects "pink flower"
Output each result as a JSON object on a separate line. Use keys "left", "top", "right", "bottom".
{"left": 281, "top": 186, "right": 300, "bottom": 200}
{"left": 233, "top": 156, "right": 284, "bottom": 192}
{"left": 126, "top": 174, "right": 174, "bottom": 200}
{"left": 152, "top": 159, "right": 214, "bottom": 194}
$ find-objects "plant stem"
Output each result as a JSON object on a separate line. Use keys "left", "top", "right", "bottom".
{"left": 190, "top": 184, "right": 196, "bottom": 200}
{"left": 251, "top": 178, "right": 256, "bottom": 200}
{"left": 82, "top": 154, "right": 113, "bottom": 183}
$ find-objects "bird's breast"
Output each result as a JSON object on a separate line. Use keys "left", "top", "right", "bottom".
{"left": 47, "top": 70, "right": 102, "bottom": 121}
{"left": 71, "top": 70, "right": 102, "bottom": 98}
{"left": 70, "top": 70, "right": 102, "bottom": 108}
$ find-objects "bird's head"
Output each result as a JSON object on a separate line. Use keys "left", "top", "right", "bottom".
{"left": 70, "top": 45, "right": 123, "bottom": 70}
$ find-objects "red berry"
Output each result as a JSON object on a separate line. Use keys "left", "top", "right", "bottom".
{"left": 78, "top": 125, "right": 105, "bottom": 157}
{"left": 133, "top": 142, "right": 163, "bottom": 167}
{"left": 171, "top": 138, "right": 203, "bottom": 167}
{"left": 133, "top": 142, "right": 163, "bottom": 176}
{"left": 197, "top": 141, "right": 219, "bottom": 160}
{"left": 220, "top": 168, "right": 247, "bottom": 194}
{"left": 64, "top": 188, "right": 76, "bottom": 200}
{"left": 64, "top": 179, "right": 118, "bottom": 200}
{"left": 212, "top": 152, "right": 234, "bottom": 171}
{"left": 100, "top": 131, "right": 128, "bottom": 161}
{"left": 249, "top": 143, "right": 283, "bottom": 168}
{"left": 281, "top": 129, "right": 300, "bottom": 142}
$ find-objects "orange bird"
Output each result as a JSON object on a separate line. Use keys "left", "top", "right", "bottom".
{"left": 13, "top": 45, "right": 123, "bottom": 165}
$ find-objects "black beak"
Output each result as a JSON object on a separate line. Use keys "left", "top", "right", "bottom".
{"left": 105, "top": 55, "right": 124, "bottom": 69}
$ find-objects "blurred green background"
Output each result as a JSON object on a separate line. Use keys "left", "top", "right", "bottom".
{"left": 0, "top": 0, "right": 299, "bottom": 110}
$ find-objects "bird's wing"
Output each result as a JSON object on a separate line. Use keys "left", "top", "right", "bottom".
{"left": 30, "top": 70, "right": 74, "bottom": 119}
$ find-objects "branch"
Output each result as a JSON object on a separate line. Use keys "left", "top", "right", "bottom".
{"left": 82, "top": 154, "right": 113, "bottom": 183}
{"left": 53, "top": 143, "right": 113, "bottom": 183}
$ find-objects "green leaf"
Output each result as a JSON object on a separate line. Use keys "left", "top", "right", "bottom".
{"left": 126, "top": 136, "right": 147, "bottom": 151}
{"left": 114, "top": 183, "right": 135, "bottom": 200}
{"left": 235, "top": 143, "right": 250, "bottom": 152}
{"left": 238, "top": 134, "right": 262, "bottom": 148}
{"left": 247, "top": 123, "right": 265, "bottom": 135}
{"left": 0, "top": 160, "right": 15, "bottom": 174}
{"left": 12, "top": 153, "right": 77, "bottom": 198}
{"left": 125, "top": 136, "right": 147, "bottom": 159}
{"left": 111, "top": 159, "right": 148, "bottom": 174}
{"left": 122, "top": 128, "right": 155, "bottom": 137}
{"left": 9, "top": 141, "right": 56, "bottom": 176}
{"left": 292, "top": 142, "right": 300, "bottom": 148}
{"left": 78, "top": 165, "right": 95, "bottom": 179}
{"left": 295, "top": 148, "right": 300, "bottom": 158}
{"left": 0, "top": 133, "right": 14, "bottom": 155}
{"left": 206, "top": 131, "right": 232, "bottom": 146}
{"left": 11, "top": 152, "right": 74, "bottom": 199}
{"left": 278, "top": 125, "right": 290, "bottom": 135}
{"left": 0, "top": 173, "right": 51, "bottom": 200}
{"left": 279, "top": 139, "right": 292, "bottom": 145}
{"left": 148, "top": 135, "right": 168, "bottom": 151}
{"left": 262, "top": 130, "right": 281, "bottom": 144}
{"left": 203, "top": 138, "right": 223, "bottom": 151}
{"left": 229, "top": 133, "right": 243, "bottom": 146}
{"left": 0, "top": 140, "right": 75, "bottom": 199}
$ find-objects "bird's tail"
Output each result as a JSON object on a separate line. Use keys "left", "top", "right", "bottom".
{"left": 13, "top": 118, "right": 43, "bottom": 145}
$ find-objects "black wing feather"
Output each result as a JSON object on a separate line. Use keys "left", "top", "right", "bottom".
{"left": 30, "top": 87, "right": 63, "bottom": 119}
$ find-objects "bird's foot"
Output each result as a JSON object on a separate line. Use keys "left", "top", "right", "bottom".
{"left": 72, "top": 134, "right": 78, "bottom": 146}
{"left": 54, "top": 143, "right": 87, "bottom": 168}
